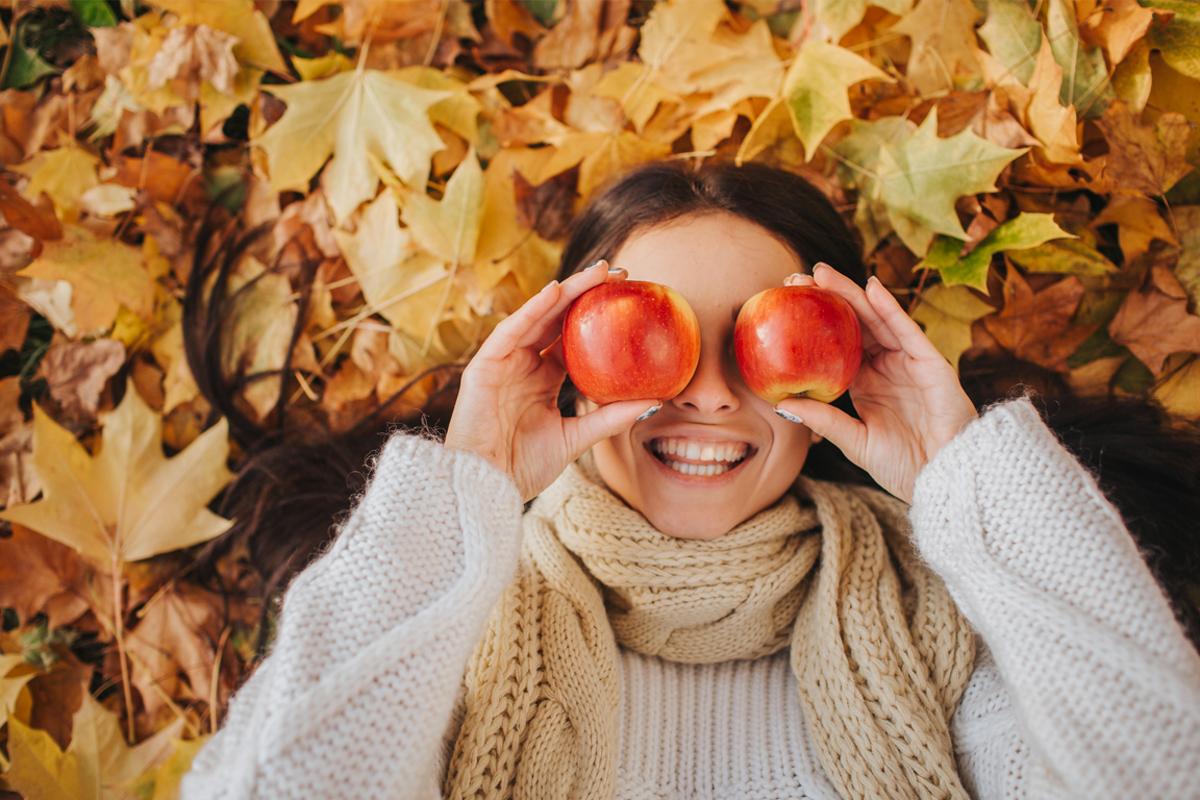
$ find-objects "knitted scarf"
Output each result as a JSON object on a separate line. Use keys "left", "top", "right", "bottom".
{"left": 442, "top": 452, "right": 976, "bottom": 799}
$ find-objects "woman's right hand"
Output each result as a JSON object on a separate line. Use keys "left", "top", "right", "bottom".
{"left": 444, "top": 260, "right": 663, "bottom": 503}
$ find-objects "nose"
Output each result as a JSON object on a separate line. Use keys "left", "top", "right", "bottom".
{"left": 670, "top": 340, "right": 741, "bottom": 415}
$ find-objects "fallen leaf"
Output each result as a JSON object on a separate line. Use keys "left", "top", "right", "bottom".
{"left": 254, "top": 67, "right": 451, "bottom": 223}
{"left": 1171, "top": 205, "right": 1200, "bottom": 311}
{"left": 2, "top": 690, "right": 187, "bottom": 800}
{"left": 1045, "top": 0, "right": 1114, "bottom": 117}
{"left": 10, "top": 146, "right": 100, "bottom": 221}
{"left": 125, "top": 582, "right": 227, "bottom": 718}
{"left": 1152, "top": 354, "right": 1200, "bottom": 418}
{"left": 1006, "top": 237, "right": 1120, "bottom": 277}
{"left": 401, "top": 150, "right": 484, "bottom": 265}
{"left": 1108, "top": 264, "right": 1200, "bottom": 373}
{"left": 920, "top": 212, "right": 1075, "bottom": 290}
{"left": 1096, "top": 99, "right": 1193, "bottom": 197}
{"left": 983, "top": 269, "right": 1096, "bottom": 370}
{"left": 873, "top": 107, "right": 1027, "bottom": 253}
{"left": 36, "top": 338, "right": 126, "bottom": 427}
{"left": 0, "top": 523, "right": 93, "bottom": 630}
{"left": 0, "top": 378, "right": 235, "bottom": 568}
{"left": 783, "top": 41, "right": 890, "bottom": 158}
{"left": 15, "top": 224, "right": 155, "bottom": 337}
{"left": 910, "top": 282, "right": 996, "bottom": 369}
{"left": 1081, "top": 0, "right": 1156, "bottom": 64}
{"left": 894, "top": 0, "right": 982, "bottom": 95}
{"left": 815, "top": 0, "right": 915, "bottom": 41}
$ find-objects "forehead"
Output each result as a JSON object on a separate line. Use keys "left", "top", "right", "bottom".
{"left": 610, "top": 212, "right": 803, "bottom": 319}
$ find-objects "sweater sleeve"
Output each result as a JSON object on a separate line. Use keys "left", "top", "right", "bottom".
{"left": 910, "top": 395, "right": 1200, "bottom": 798}
{"left": 179, "top": 431, "right": 524, "bottom": 800}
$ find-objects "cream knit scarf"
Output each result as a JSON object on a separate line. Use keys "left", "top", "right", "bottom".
{"left": 443, "top": 453, "right": 976, "bottom": 800}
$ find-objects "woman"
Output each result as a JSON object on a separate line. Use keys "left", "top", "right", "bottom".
{"left": 180, "top": 161, "right": 1200, "bottom": 799}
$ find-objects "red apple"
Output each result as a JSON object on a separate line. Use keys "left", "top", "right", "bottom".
{"left": 562, "top": 280, "right": 701, "bottom": 404}
{"left": 733, "top": 285, "right": 862, "bottom": 404}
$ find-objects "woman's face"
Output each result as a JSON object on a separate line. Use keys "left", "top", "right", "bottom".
{"left": 577, "top": 211, "right": 824, "bottom": 540}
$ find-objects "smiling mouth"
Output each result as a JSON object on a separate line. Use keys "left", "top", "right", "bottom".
{"left": 643, "top": 441, "right": 753, "bottom": 479}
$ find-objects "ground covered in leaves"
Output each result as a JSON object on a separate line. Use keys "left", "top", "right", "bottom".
{"left": 0, "top": 0, "right": 1198, "bottom": 797}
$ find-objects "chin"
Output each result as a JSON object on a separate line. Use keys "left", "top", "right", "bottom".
{"left": 638, "top": 498, "right": 742, "bottom": 541}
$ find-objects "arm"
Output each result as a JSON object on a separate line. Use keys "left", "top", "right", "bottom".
{"left": 911, "top": 395, "right": 1200, "bottom": 798}
{"left": 180, "top": 431, "right": 524, "bottom": 800}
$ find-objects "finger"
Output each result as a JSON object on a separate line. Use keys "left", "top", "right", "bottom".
{"left": 517, "top": 259, "right": 627, "bottom": 351}
{"left": 775, "top": 396, "right": 868, "bottom": 467}
{"left": 865, "top": 275, "right": 945, "bottom": 362}
{"left": 564, "top": 398, "right": 662, "bottom": 460}
{"left": 539, "top": 335, "right": 566, "bottom": 371}
{"left": 812, "top": 263, "right": 903, "bottom": 352}
{"left": 475, "top": 278, "right": 562, "bottom": 361}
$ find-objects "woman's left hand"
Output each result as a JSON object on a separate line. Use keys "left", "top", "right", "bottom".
{"left": 774, "top": 263, "right": 979, "bottom": 504}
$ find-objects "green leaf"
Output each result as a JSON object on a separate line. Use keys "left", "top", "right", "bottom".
{"left": 1, "top": 18, "right": 61, "bottom": 90}
{"left": 1144, "top": 0, "right": 1200, "bottom": 80}
{"left": 831, "top": 116, "right": 918, "bottom": 254}
{"left": 1114, "top": 353, "right": 1155, "bottom": 392}
{"left": 979, "top": 0, "right": 1042, "bottom": 84}
{"left": 1046, "top": 0, "right": 1114, "bottom": 116}
{"left": 784, "top": 41, "right": 890, "bottom": 158}
{"left": 919, "top": 212, "right": 1075, "bottom": 290}
{"left": 1067, "top": 327, "right": 1128, "bottom": 369}
{"left": 70, "top": 0, "right": 117, "bottom": 27}
{"left": 874, "top": 107, "right": 1027, "bottom": 254}
{"left": 1007, "top": 238, "right": 1120, "bottom": 277}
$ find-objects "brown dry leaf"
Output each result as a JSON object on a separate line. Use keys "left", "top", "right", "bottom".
{"left": 0, "top": 378, "right": 235, "bottom": 569}
{"left": 125, "top": 582, "right": 229, "bottom": 718}
{"left": 1108, "top": 264, "right": 1200, "bottom": 373}
{"left": 0, "top": 179, "right": 64, "bottom": 243}
{"left": 0, "top": 523, "right": 93, "bottom": 629}
{"left": 35, "top": 338, "right": 127, "bottom": 427}
{"left": 513, "top": 164, "right": 579, "bottom": 240}
{"left": 1095, "top": 100, "right": 1193, "bottom": 196}
{"left": 982, "top": 270, "right": 1096, "bottom": 371}
{"left": 533, "top": 0, "right": 634, "bottom": 70}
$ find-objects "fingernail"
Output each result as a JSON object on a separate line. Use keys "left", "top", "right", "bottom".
{"left": 608, "top": 265, "right": 626, "bottom": 275}
{"left": 585, "top": 259, "right": 605, "bottom": 271}
{"left": 774, "top": 407, "right": 804, "bottom": 424}
{"left": 636, "top": 403, "right": 662, "bottom": 422}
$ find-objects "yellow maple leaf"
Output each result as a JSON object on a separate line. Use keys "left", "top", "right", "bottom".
{"left": 334, "top": 190, "right": 454, "bottom": 358}
{"left": 254, "top": 65, "right": 451, "bottom": 223}
{"left": 10, "top": 146, "right": 100, "bottom": 221}
{"left": 910, "top": 283, "right": 997, "bottom": 370}
{"left": 2, "top": 690, "right": 187, "bottom": 800}
{"left": 15, "top": 225, "right": 156, "bottom": 337}
{"left": 0, "top": 378, "right": 234, "bottom": 568}
{"left": 151, "top": 0, "right": 287, "bottom": 73}
{"left": 401, "top": 150, "right": 484, "bottom": 265}
{"left": 783, "top": 41, "right": 891, "bottom": 159}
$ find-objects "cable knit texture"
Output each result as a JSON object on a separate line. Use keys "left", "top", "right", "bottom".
{"left": 179, "top": 396, "right": 1200, "bottom": 799}
{"left": 443, "top": 448, "right": 975, "bottom": 799}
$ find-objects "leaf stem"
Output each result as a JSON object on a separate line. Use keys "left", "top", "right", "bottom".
{"left": 111, "top": 550, "right": 135, "bottom": 744}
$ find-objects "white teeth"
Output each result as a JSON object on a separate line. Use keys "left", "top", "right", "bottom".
{"left": 665, "top": 460, "right": 729, "bottom": 477}
{"left": 650, "top": 437, "right": 750, "bottom": 463}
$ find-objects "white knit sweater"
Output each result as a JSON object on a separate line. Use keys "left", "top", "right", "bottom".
{"left": 179, "top": 396, "right": 1200, "bottom": 799}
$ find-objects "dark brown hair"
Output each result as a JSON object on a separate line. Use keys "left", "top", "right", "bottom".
{"left": 180, "top": 159, "right": 1200, "bottom": 658}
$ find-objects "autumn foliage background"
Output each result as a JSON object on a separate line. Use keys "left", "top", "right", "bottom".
{"left": 0, "top": 0, "right": 1198, "bottom": 796}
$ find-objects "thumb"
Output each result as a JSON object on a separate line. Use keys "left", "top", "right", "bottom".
{"left": 775, "top": 396, "right": 866, "bottom": 463}
{"left": 565, "top": 399, "right": 662, "bottom": 460}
